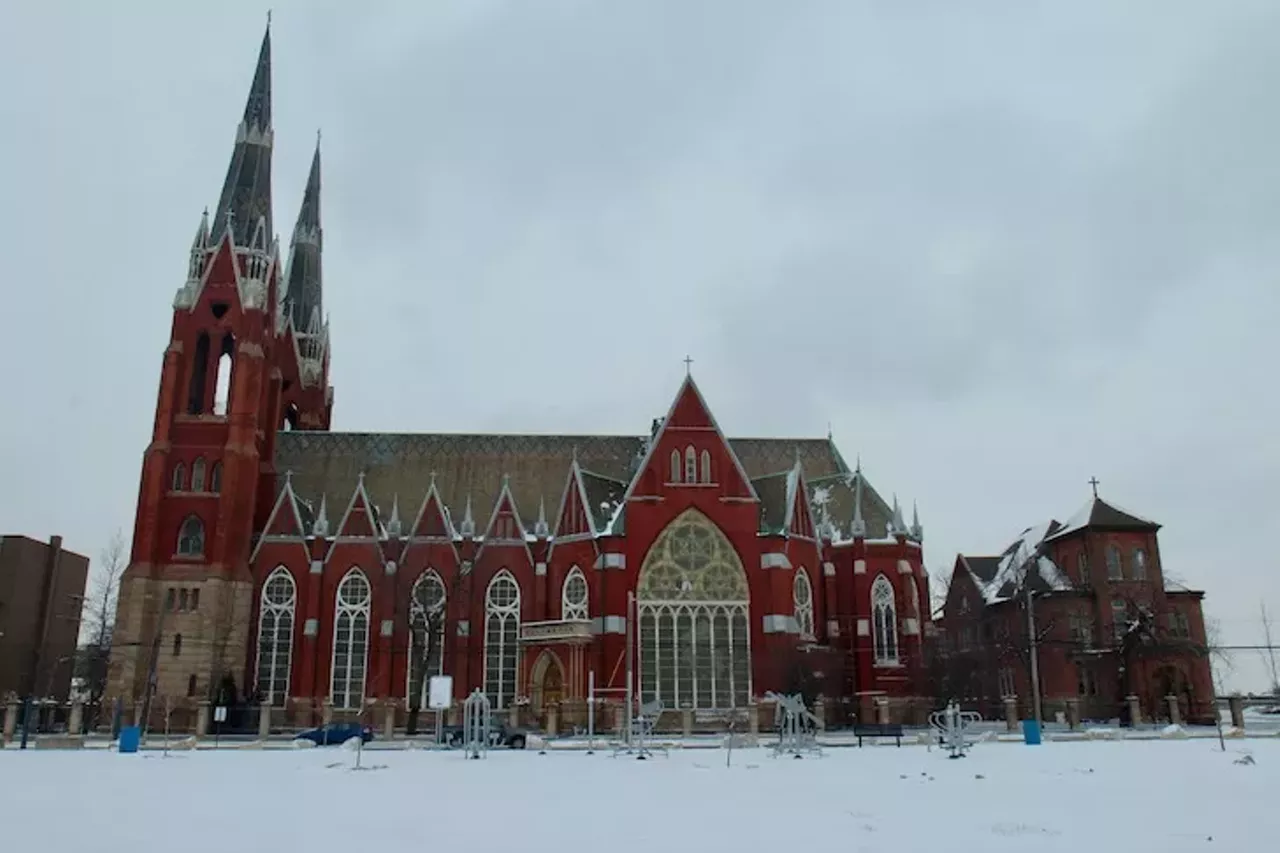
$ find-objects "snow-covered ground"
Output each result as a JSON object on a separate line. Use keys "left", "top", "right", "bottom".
{"left": 1, "top": 739, "right": 1275, "bottom": 851}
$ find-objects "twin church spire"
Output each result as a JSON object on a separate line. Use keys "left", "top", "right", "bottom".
{"left": 201, "top": 22, "right": 323, "bottom": 333}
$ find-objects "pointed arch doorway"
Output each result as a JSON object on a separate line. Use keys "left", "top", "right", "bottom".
{"left": 531, "top": 650, "right": 565, "bottom": 722}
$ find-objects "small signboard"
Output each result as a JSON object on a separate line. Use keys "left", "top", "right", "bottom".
{"left": 214, "top": 706, "right": 228, "bottom": 723}
{"left": 428, "top": 675, "right": 453, "bottom": 710}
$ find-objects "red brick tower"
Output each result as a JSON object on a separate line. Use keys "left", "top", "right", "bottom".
{"left": 109, "top": 24, "right": 332, "bottom": 724}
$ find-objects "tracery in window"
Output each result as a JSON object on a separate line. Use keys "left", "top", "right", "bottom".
{"left": 684, "top": 445, "right": 697, "bottom": 483}
{"left": 256, "top": 567, "right": 296, "bottom": 706}
{"left": 177, "top": 516, "right": 204, "bottom": 556}
{"left": 331, "top": 569, "right": 370, "bottom": 710}
{"left": 872, "top": 574, "right": 898, "bottom": 665}
{"left": 484, "top": 571, "right": 520, "bottom": 710}
{"left": 407, "top": 570, "right": 447, "bottom": 707}
{"left": 793, "top": 568, "right": 815, "bottom": 638}
{"left": 562, "top": 566, "right": 588, "bottom": 621}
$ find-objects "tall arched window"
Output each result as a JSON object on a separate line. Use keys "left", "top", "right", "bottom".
{"left": 670, "top": 449, "right": 682, "bottom": 483}
{"left": 210, "top": 462, "right": 222, "bottom": 494}
{"left": 793, "top": 568, "right": 815, "bottom": 638}
{"left": 407, "top": 571, "right": 447, "bottom": 707}
{"left": 256, "top": 567, "right": 296, "bottom": 706}
{"left": 1106, "top": 546, "right": 1122, "bottom": 580}
{"left": 1132, "top": 548, "right": 1147, "bottom": 581}
{"left": 331, "top": 569, "right": 371, "bottom": 710}
{"left": 172, "top": 634, "right": 183, "bottom": 657}
{"left": 684, "top": 445, "right": 697, "bottom": 483}
{"left": 171, "top": 463, "right": 186, "bottom": 492}
{"left": 191, "top": 457, "right": 207, "bottom": 491}
{"left": 700, "top": 450, "right": 712, "bottom": 484}
{"left": 562, "top": 567, "right": 588, "bottom": 620}
{"left": 872, "top": 574, "right": 898, "bottom": 665}
{"left": 484, "top": 571, "right": 521, "bottom": 709}
{"left": 637, "top": 508, "right": 751, "bottom": 709}
{"left": 177, "top": 516, "right": 204, "bottom": 556}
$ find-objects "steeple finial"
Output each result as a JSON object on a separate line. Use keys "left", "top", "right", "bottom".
{"left": 910, "top": 500, "right": 923, "bottom": 541}
{"left": 534, "top": 496, "right": 550, "bottom": 539}
{"left": 890, "top": 493, "right": 907, "bottom": 537}
{"left": 285, "top": 138, "right": 323, "bottom": 335}
{"left": 386, "top": 494, "right": 402, "bottom": 537}
{"left": 683, "top": 354, "right": 694, "bottom": 376}
{"left": 313, "top": 493, "right": 329, "bottom": 537}
{"left": 210, "top": 25, "right": 274, "bottom": 247}
{"left": 459, "top": 494, "right": 476, "bottom": 538}
{"left": 850, "top": 466, "right": 866, "bottom": 538}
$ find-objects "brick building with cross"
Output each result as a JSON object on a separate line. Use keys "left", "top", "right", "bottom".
{"left": 106, "top": 26, "right": 937, "bottom": 733}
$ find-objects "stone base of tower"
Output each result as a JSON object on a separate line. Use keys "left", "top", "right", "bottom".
{"left": 107, "top": 572, "right": 254, "bottom": 729}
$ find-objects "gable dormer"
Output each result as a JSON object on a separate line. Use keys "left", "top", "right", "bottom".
{"left": 554, "top": 461, "right": 595, "bottom": 539}
{"left": 407, "top": 476, "right": 454, "bottom": 541}
{"left": 482, "top": 477, "right": 527, "bottom": 544}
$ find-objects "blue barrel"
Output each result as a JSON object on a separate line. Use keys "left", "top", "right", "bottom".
{"left": 1021, "top": 719, "right": 1042, "bottom": 746}
{"left": 118, "top": 725, "right": 141, "bottom": 753}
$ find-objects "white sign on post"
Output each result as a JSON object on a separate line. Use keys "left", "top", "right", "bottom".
{"left": 428, "top": 675, "right": 453, "bottom": 710}
{"left": 214, "top": 706, "right": 228, "bottom": 723}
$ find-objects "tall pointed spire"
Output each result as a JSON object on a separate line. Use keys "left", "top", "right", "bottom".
{"left": 210, "top": 25, "right": 274, "bottom": 248}
{"left": 285, "top": 135, "right": 323, "bottom": 334}
{"left": 910, "top": 500, "right": 923, "bottom": 541}
{"left": 850, "top": 461, "right": 866, "bottom": 538}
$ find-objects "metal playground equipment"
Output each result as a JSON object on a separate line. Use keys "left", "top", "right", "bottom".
{"left": 929, "top": 701, "right": 982, "bottom": 759}
{"left": 462, "top": 689, "right": 492, "bottom": 759}
{"left": 766, "top": 692, "right": 822, "bottom": 758}
{"left": 612, "top": 698, "right": 666, "bottom": 759}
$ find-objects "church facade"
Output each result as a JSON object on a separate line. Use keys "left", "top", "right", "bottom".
{"left": 108, "top": 27, "right": 934, "bottom": 731}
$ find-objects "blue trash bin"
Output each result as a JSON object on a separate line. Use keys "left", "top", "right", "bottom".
{"left": 1021, "top": 719, "right": 1042, "bottom": 746}
{"left": 118, "top": 725, "right": 141, "bottom": 754}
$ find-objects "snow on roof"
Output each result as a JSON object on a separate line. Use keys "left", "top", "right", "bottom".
{"left": 973, "top": 519, "right": 1074, "bottom": 605}
{"left": 1046, "top": 496, "right": 1160, "bottom": 541}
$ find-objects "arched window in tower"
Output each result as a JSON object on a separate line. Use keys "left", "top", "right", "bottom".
{"left": 684, "top": 445, "right": 697, "bottom": 483}
{"left": 670, "top": 449, "right": 681, "bottom": 483}
{"left": 256, "top": 567, "right": 296, "bottom": 707}
{"left": 700, "top": 450, "right": 712, "bottom": 484}
{"left": 191, "top": 458, "right": 207, "bottom": 492}
{"left": 187, "top": 332, "right": 210, "bottom": 415}
{"left": 330, "top": 569, "right": 371, "bottom": 710}
{"left": 793, "top": 568, "right": 815, "bottom": 638}
{"left": 637, "top": 509, "right": 751, "bottom": 710}
{"left": 171, "top": 463, "right": 186, "bottom": 492}
{"left": 562, "top": 566, "right": 588, "bottom": 620}
{"left": 213, "top": 334, "right": 234, "bottom": 416}
{"left": 871, "top": 574, "right": 898, "bottom": 665}
{"left": 484, "top": 571, "right": 521, "bottom": 710}
{"left": 172, "top": 634, "right": 183, "bottom": 657}
{"left": 210, "top": 462, "right": 222, "bottom": 494}
{"left": 177, "top": 516, "right": 204, "bottom": 556}
{"left": 1106, "top": 545, "right": 1123, "bottom": 580}
{"left": 407, "top": 571, "right": 447, "bottom": 708}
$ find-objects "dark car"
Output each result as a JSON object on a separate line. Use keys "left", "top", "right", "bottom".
{"left": 440, "top": 722, "right": 527, "bottom": 749}
{"left": 295, "top": 722, "right": 374, "bottom": 746}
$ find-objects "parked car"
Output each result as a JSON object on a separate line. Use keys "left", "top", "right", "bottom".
{"left": 295, "top": 722, "right": 374, "bottom": 746}
{"left": 439, "top": 721, "right": 527, "bottom": 749}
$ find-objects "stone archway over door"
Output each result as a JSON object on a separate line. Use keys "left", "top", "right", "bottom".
{"left": 531, "top": 651, "right": 565, "bottom": 715}
{"left": 636, "top": 508, "right": 751, "bottom": 710}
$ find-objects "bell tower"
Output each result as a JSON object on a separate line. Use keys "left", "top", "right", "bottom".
{"left": 109, "top": 23, "right": 330, "bottom": 723}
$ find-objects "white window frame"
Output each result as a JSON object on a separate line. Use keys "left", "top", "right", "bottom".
{"left": 407, "top": 570, "right": 447, "bottom": 706}
{"left": 484, "top": 570, "right": 521, "bottom": 710}
{"left": 793, "top": 568, "right": 815, "bottom": 639}
{"left": 699, "top": 449, "right": 712, "bottom": 484}
{"left": 871, "top": 574, "right": 899, "bottom": 666}
{"left": 562, "top": 566, "right": 588, "bottom": 621}
{"left": 331, "top": 568, "right": 371, "bottom": 710}
{"left": 670, "top": 450, "right": 682, "bottom": 483}
{"left": 684, "top": 445, "right": 697, "bottom": 483}
{"left": 255, "top": 566, "right": 296, "bottom": 706}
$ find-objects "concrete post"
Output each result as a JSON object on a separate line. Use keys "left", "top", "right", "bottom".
{"left": 876, "top": 697, "right": 890, "bottom": 726}
{"left": 383, "top": 701, "right": 397, "bottom": 740}
{"left": 68, "top": 700, "right": 84, "bottom": 736}
{"left": 509, "top": 705, "right": 520, "bottom": 730}
{"left": 682, "top": 707, "right": 693, "bottom": 737}
{"left": 2, "top": 701, "right": 19, "bottom": 743}
{"left": 814, "top": 698, "right": 827, "bottom": 732}
{"left": 1003, "top": 695, "right": 1018, "bottom": 732}
{"left": 748, "top": 702, "right": 759, "bottom": 737}
{"left": 1166, "top": 694, "right": 1181, "bottom": 726}
{"left": 1065, "top": 697, "right": 1081, "bottom": 730}
{"left": 258, "top": 704, "right": 272, "bottom": 739}
{"left": 546, "top": 702, "right": 559, "bottom": 738}
{"left": 1126, "top": 694, "right": 1141, "bottom": 727}
{"left": 321, "top": 699, "right": 334, "bottom": 726}
{"left": 195, "top": 701, "right": 210, "bottom": 737}
{"left": 1228, "top": 695, "right": 1245, "bottom": 730}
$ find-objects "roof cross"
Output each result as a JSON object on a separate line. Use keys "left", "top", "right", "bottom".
{"left": 683, "top": 355, "right": 694, "bottom": 376}
{"left": 1088, "top": 476, "right": 1100, "bottom": 499}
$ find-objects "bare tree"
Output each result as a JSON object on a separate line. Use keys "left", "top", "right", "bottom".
{"left": 75, "top": 530, "right": 127, "bottom": 728}
{"left": 1259, "top": 602, "right": 1279, "bottom": 694}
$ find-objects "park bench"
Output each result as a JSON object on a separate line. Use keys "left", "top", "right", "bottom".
{"left": 852, "top": 723, "right": 904, "bottom": 747}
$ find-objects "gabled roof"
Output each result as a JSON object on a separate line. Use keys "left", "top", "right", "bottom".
{"left": 1046, "top": 496, "right": 1161, "bottom": 541}
{"left": 962, "top": 520, "right": 1074, "bottom": 605}
{"left": 751, "top": 470, "right": 791, "bottom": 534}
{"left": 580, "top": 468, "right": 626, "bottom": 535}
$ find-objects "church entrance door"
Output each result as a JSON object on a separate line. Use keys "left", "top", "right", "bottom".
{"left": 531, "top": 651, "right": 565, "bottom": 722}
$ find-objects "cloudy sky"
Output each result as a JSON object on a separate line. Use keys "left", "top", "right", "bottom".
{"left": 3, "top": 1, "right": 1277, "bottom": 691}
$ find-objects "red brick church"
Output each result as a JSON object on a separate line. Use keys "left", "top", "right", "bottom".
{"left": 108, "top": 26, "right": 935, "bottom": 730}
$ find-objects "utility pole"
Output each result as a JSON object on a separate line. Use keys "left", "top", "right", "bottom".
{"left": 1025, "top": 582, "right": 1043, "bottom": 723}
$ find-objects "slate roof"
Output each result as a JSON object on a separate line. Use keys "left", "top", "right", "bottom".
{"left": 1045, "top": 496, "right": 1161, "bottom": 541}
{"left": 273, "top": 432, "right": 897, "bottom": 539}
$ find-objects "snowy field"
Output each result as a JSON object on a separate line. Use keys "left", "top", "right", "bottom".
{"left": 1, "top": 739, "right": 1276, "bottom": 851}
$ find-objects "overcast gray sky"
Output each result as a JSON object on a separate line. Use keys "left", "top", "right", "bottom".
{"left": 2, "top": 1, "right": 1277, "bottom": 692}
